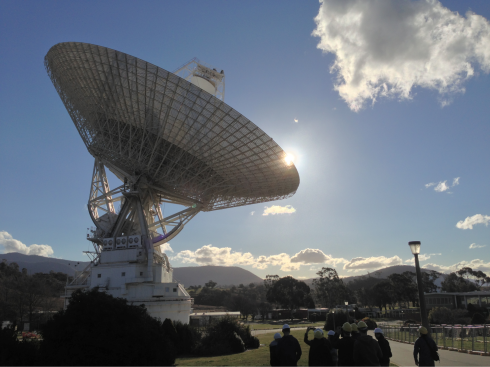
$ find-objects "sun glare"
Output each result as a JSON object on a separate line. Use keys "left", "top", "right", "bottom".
{"left": 284, "top": 153, "right": 295, "bottom": 166}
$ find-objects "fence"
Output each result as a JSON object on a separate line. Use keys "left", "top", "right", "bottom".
{"left": 381, "top": 324, "right": 489, "bottom": 354}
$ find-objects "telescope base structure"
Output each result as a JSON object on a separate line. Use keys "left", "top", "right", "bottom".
{"left": 64, "top": 248, "right": 192, "bottom": 324}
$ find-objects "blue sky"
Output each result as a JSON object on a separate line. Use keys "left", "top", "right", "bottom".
{"left": 1, "top": 0, "right": 489, "bottom": 279}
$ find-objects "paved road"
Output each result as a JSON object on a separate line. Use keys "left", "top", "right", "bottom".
{"left": 387, "top": 338, "right": 490, "bottom": 366}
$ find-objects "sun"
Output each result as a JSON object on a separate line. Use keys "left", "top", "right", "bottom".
{"left": 284, "top": 153, "right": 295, "bottom": 166}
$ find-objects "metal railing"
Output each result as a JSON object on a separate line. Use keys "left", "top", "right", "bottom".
{"left": 380, "top": 324, "right": 489, "bottom": 353}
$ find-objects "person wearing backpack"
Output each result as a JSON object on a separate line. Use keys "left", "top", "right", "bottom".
{"left": 413, "top": 326, "right": 439, "bottom": 366}
{"left": 303, "top": 327, "right": 334, "bottom": 366}
{"left": 374, "top": 328, "right": 392, "bottom": 366}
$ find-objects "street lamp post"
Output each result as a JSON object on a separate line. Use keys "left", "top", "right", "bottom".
{"left": 345, "top": 301, "right": 348, "bottom": 318}
{"left": 332, "top": 310, "right": 335, "bottom": 331}
{"left": 409, "top": 241, "right": 430, "bottom": 333}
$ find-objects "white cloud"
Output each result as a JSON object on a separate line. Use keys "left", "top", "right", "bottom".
{"left": 312, "top": 0, "right": 490, "bottom": 111}
{"left": 250, "top": 211, "right": 255, "bottom": 216}
{"left": 160, "top": 242, "right": 173, "bottom": 253}
{"left": 294, "top": 118, "right": 299, "bottom": 123}
{"left": 434, "top": 181, "right": 450, "bottom": 192}
{"left": 404, "top": 253, "right": 441, "bottom": 264}
{"left": 469, "top": 243, "right": 486, "bottom": 249}
{"left": 172, "top": 245, "right": 256, "bottom": 267}
{"left": 0, "top": 231, "right": 54, "bottom": 257}
{"left": 343, "top": 255, "right": 403, "bottom": 272}
{"left": 425, "top": 177, "right": 460, "bottom": 193}
{"left": 262, "top": 205, "right": 296, "bottom": 216}
{"left": 424, "top": 259, "right": 490, "bottom": 273}
{"left": 456, "top": 214, "right": 490, "bottom": 229}
{"left": 290, "top": 248, "right": 347, "bottom": 266}
{"left": 172, "top": 246, "right": 346, "bottom": 272}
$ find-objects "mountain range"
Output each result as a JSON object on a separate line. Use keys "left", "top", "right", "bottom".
{"left": 1, "top": 253, "right": 445, "bottom": 288}
{"left": 0, "top": 253, "right": 262, "bottom": 286}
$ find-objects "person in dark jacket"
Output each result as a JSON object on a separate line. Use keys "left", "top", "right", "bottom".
{"left": 353, "top": 321, "right": 383, "bottom": 366}
{"left": 332, "top": 322, "right": 355, "bottom": 366}
{"left": 374, "top": 328, "right": 392, "bottom": 366}
{"left": 277, "top": 324, "right": 302, "bottom": 366}
{"left": 413, "top": 326, "right": 438, "bottom": 366}
{"left": 350, "top": 323, "right": 360, "bottom": 341}
{"left": 269, "top": 332, "right": 282, "bottom": 366}
{"left": 304, "top": 327, "right": 334, "bottom": 366}
{"left": 327, "top": 330, "right": 338, "bottom": 365}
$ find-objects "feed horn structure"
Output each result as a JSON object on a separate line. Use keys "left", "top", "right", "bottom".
{"left": 45, "top": 42, "right": 300, "bottom": 322}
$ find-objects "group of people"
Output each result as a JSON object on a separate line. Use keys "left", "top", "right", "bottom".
{"left": 269, "top": 322, "right": 438, "bottom": 366}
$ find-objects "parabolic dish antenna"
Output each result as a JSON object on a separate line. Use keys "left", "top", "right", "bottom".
{"left": 45, "top": 42, "right": 299, "bottom": 249}
{"left": 46, "top": 42, "right": 300, "bottom": 322}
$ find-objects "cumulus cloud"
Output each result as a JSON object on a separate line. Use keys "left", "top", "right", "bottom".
{"left": 312, "top": 0, "right": 490, "bottom": 111}
{"left": 262, "top": 205, "right": 296, "bottom": 216}
{"left": 160, "top": 242, "right": 173, "bottom": 253}
{"left": 343, "top": 255, "right": 403, "bottom": 272}
{"left": 0, "top": 231, "right": 54, "bottom": 257}
{"left": 424, "top": 259, "right": 490, "bottom": 273}
{"left": 425, "top": 177, "right": 460, "bottom": 193}
{"left": 469, "top": 243, "right": 486, "bottom": 249}
{"left": 172, "top": 245, "right": 255, "bottom": 267}
{"left": 290, "top": 248, "right": 347, "bottom": 266}
{"left": 172, "top": 245, "right": 346, "bottom": 272}
{"left": 405, "top": 253, "right": 441, "bottom": 264}
{"left": 456, "top": 214, "right": 490, "bottom": 229}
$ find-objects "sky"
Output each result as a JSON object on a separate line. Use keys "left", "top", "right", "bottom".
{"left": 0, "top": 0, "right": 489, "bottom": 280}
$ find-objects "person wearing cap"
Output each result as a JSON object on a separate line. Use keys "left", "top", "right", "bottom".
{"left": 269, "top": 332, "right": 282, "bottom": 366}
{"left": 413, "top": 326, "right": 438, "bottom": 366}
{"left": 353, "top": 321, "right": 383, "bottom": 366}
{"left": 331, "top": 322, "right": 355, "bottom": 366}
{"left": 277, "top": 324, "right": 302, "bottom": 366}
{"left": 350, "top": 323, "right": 360, "bottom": 341}
{"left": 303, "top": 327, "right": 334, "bottom": 366}
{"left": 374, "top": 328, "right": 392, "bottom": 366}
{"left": 327, "top": 330, "right": 338, "bottom": 365}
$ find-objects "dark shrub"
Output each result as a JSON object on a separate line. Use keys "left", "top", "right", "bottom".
{"left": 199, "top": 317, "right": 250, "bottom": 356}
{"left": 471, "top": 312, "right": 486, "bottom": 324}
{"left": 324, "top": 311, "right": 353, "bottom": 331}
{"left": 39, "top": 288, "right": 175, "bottom": 366}
{"left": 362, "top": 317, "right": 378, "bottom": 330}
{"left": 452, "top": 309, "right": 470, "bottom": 325}
{"left": 173, "top": 320, "right": 202, "bottom": 355}
{"left": 354, "top": 307, "right": 366, "bottom": 319}
{"left": 429, "top": 307, "right": 454, "bottom": 324}
{"left": 0, "top": 326, "right": 39, "bottom": 365}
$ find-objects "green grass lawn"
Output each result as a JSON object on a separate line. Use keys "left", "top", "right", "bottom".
{"left": 175, "top": 329, "right": 399, "bottom": 366}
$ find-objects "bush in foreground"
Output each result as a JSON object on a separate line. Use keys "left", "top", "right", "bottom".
{"left": 197, "top": 317, "right": 258, "bottom": 356}
{"left": 39, "top": 288, "right": 175, "bottom": 366}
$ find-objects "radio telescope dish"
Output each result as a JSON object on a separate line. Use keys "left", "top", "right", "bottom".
{"left": 45, "top": 42, "right": 299, "bottom": 213}
{"left": 45, "top": 42, "right": 299, "bottom": 322}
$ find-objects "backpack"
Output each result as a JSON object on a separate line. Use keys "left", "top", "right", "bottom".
{"left": 422, "top": 337, "right": 440, "bottom": 362}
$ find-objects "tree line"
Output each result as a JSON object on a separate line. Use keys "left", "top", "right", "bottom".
{"left": 189, "top": 266, "right": 489, "bottom": 317}
{"left": 0, "top": 261, "right": 67, "bottom": 330}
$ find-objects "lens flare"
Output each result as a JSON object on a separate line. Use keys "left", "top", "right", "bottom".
{"left": 284, "top": 153, "right": 295, "bottom": 166}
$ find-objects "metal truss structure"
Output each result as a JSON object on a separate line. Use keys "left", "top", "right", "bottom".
{"left": 45, "top": 42, "right": 300, "bottom": 214}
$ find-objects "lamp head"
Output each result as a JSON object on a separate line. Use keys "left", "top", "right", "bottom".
{"left": 345, "top": 301, "right": 348, "bottom": 306}
{"left": 409, "top": 241, "right": 421, "bottom": 255}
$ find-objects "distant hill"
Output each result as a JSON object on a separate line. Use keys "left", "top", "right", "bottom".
{"left": 303, "top": 265, "right": 446, "bottom": 290}
{"left": 173, "top": 265, "right": 263, "bottom": 287}
{"left": 0, "top": 253, "right": 263, "bottom": 286}
{"left": 1, "top": 252, "right": 90, "bottom": 276}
